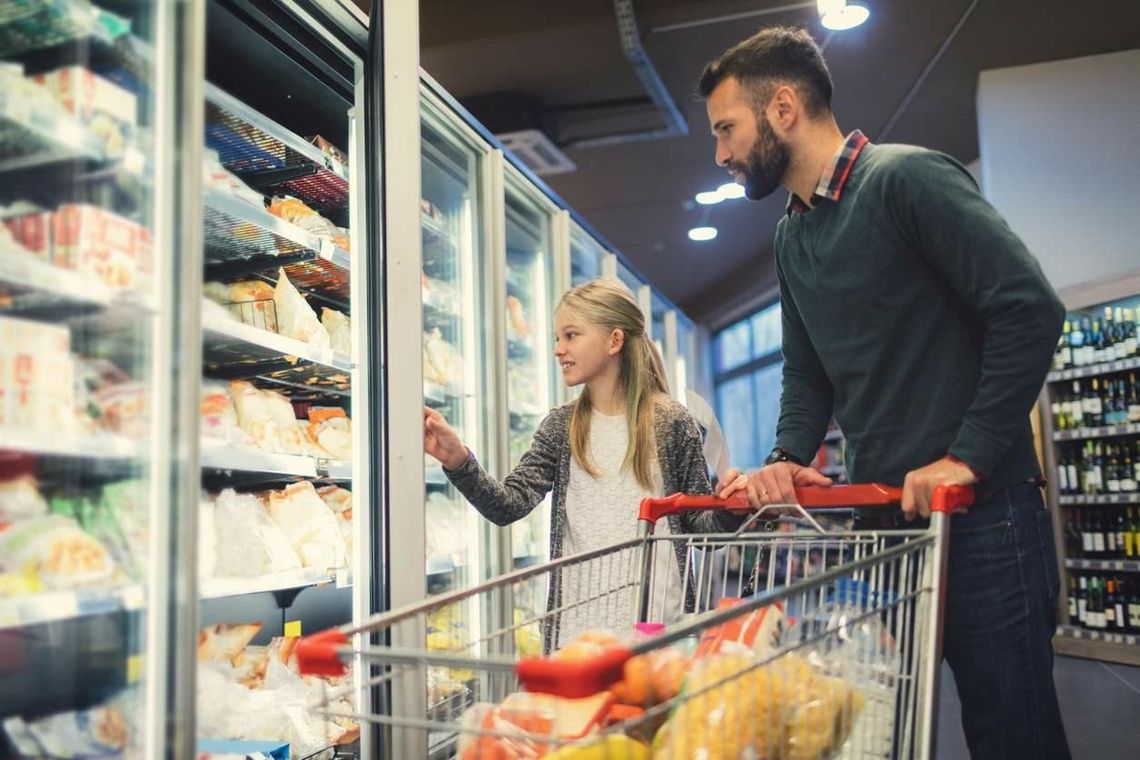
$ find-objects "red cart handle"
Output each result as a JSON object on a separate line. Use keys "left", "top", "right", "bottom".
{"left": 638, "top": 483, "right": 973, "bottom": 523}
{"left": 295, "top": 629, "right": 349, "bottom": 677}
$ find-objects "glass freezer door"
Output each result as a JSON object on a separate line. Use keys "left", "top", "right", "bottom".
{"left": 0, "top": 2, "right": 165, "bottom": 757}
{"left": 569, "top": 222, "right": 605, "bottom": 288}
{"left": 503, "top": 175, "right": 557, "bottom": 658}
{"left": 420, "top": 93, "right": 495, "bottom": 738}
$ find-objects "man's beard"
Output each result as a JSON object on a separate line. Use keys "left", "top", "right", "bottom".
{"left": 731, "top": 116, "right": 791, "bottom": 201}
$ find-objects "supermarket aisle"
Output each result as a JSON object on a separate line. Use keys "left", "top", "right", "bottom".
{"left": 936, "top": 656, "right": 1140, "bottom": 759}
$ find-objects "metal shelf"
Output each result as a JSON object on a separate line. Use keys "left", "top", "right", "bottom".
{"left": 200, "top": 444, "right": 318, "bottom": 479}
{"left": 1065, "top": 558, "right": 1140, "bottom": 572}
{"left": 202, "top": 312, "right": 352, "bottom": 397}
{"left": 421, "top": 211, "right": 449, "bottom": 243}
{"left": 201, "top": 567, "right": 340, "bottom": 600}
{"left": 1048, "top": 356, "right": 1140, "bottom": 383}
{"left": 0, "top": 427, "right": 140, "bottom": 459}
{"left": 0, "top": 85, "right": 103, "bottom": 173}
{"left": 1054, "top": 625, "right": 1140, "bottom": 667}
{"left": 0, "top": 584, "right": 144, "bottom": 630}
{"left": 1059, "top": 494, "right": 1140, "bottom": 506}
{"left": 1053, "top": 422, "right": 1140, "bottom": 441}
{"left": 203, "top": 188, "right": 350, "bottom": 301}
{"left": 205, "top": 83, "right": 349, "bottom": 213}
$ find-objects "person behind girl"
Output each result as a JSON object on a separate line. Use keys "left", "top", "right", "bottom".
{"left": 424, "top": 278, "right": 745, "bottom": 646}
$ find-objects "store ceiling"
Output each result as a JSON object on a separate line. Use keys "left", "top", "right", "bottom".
{"left": 364, "top": 0, "right": 1140, "bottom": 323}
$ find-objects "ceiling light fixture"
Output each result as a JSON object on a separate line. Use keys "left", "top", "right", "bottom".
{"left": 688, "top": 226, "right": 718, "bottom": 242}
{"left": 818, "top": 0, "right": 869, "bottom": 31}
{"left": 695, "top": 190, "right": 723, "bottom": 205}
{"left": 716, "top": 182, "right": 746, "bottom": 200}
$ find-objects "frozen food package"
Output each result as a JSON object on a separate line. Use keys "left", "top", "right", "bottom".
{"left": 200, "top": 381, "right": 252, "bottom": 447}
{"left": 423, "top": 327, "right": 461, "bottom": 389}
{"left": 51, "top": 204, "right": 150, "bottom": 291}
{"left": 1, "top": 204, "right": 52, "bottom": 260}
{"left": 3, "top": 691, "right": 134, "bottom": 759}
{"left": 321, "top": 307, "right": 352, "bottom": 355}
{"left": 96, "top": 479, "right": 149, "bottom": 582}
{"left": 204, "top": 279, "right": 278, "bottom": 332}
{"left": 92, "top": 381, "right": 149, "bottom": 437}
{"left": 199, "top": 497, "right": 217, "bottom": 582}
{"left": 32, "top": 66, "right": 137, "bottom": 157}
{"left": 198, "top": 622, "right": 263, "bottom": 664}
{"left": 273, "top": 267, "right": 330, "bottom": 348}
{"left": 267, "top": 196, "right": 339, "bottom": 240}
{"left": 0, "top": 315, "right": 75, "bottom": 434}
{"left": 0, "top": 514, "right": 114, "bottom": 589}
{"left": 317, "top": 485, "right": 353, "bottom": 569}
{"left": 212, "top": 489, "right": 301, "bottom": 577}
{"left": 228, "top": 380, "right": 308, "bottom": 455}
{"left": 506, "top": 294, "right": 530, "bottom": 341}
{"left": 203, "top": 149, "right": 265, "bottom": 208}
{"left": 266, "top": 481, "right": 347, "bottom": 571}
{"left": 306, "top": 407, "right": 351, "bottom": 461}
{"left": 0, "top": 475, "right": 49, "bottom": 523}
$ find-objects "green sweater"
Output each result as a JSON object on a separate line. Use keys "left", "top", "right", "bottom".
{"left": 774, "top": 142, "right": 1064, "bottom": 491}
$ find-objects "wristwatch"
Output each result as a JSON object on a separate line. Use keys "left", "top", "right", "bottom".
{"left": 764, "top": 447, "right": 804, "bottom": 466}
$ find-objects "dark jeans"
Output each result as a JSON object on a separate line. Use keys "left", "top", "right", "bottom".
{"left": 937, "top": 482, "right": 1071, "bottom": 759}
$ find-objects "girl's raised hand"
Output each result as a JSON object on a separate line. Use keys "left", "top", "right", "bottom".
{"left": 423, "top": 406, "right": 468, "bottom": 471}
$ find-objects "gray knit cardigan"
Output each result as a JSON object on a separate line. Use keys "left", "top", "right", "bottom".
{"left": 444, "top": 397, "right": 741, "bottom": 648}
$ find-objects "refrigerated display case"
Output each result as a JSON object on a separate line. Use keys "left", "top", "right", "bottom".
{"left": 502, "top": 168, "right": 557, "bottom": 659}
{"left": 191, "top": 2, "right": 370, "bottom": 757}
{"left": 616, "top": 259, "right": 642, "bottom": 298}
{"left": 569, "top": 220, "right": 605, "bottom": 288}
{"left": 0, "top": 1, "right": 165, "bottom": 757}
{"left": 651, "top": 290, "right": 670, "bottom": 371}
{"left": 675, "top": 313, "right": 697, "bottom": 399}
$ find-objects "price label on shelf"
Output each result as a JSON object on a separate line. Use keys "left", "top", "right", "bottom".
{"left": 284, "top": 620, "right": 302, "bottom": 638}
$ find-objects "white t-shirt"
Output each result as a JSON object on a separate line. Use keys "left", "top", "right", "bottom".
{"left": 559, "top": 410, "right": 684, "bottom": 643}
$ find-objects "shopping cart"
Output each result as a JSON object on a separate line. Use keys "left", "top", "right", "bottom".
{"left": 297, "top": 483, "right": 973, "bottom": 759}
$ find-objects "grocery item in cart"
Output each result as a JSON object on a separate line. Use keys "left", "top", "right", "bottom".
{"left": 266, "top": 481, "right": 347, "bottom": 571}
{"left": 31, "top": 66, "right": 137, "bottom": 157}
{"left": 273, "top": 267, "right": 330, "bottom": 348}
{"left": 0, "top": 514, "right": 115, "bottom": 590}
{"left": 694, "top": 596, "right": 787, "bottom": 659}
{"left": 321, "top": 307, "right": 351, "bottom": 355}
{"left": 554, "top": 629, "right": 691, "bottom": 708}
{"left": 457, "top": 691, "right": 613, "bottom": 760}
{"left": 655, "top": 650, "right": 864, "bottom": 760}
{"left": 211, "top": 489, "right": 302, "bottom": 577}
{"left": 228, "top": 380, "right": 308, "bottom": 455}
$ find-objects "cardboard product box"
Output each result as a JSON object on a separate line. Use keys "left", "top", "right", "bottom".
{"left": 0, "top": 316, "right": 74, "bottom": 434}
{"left": 1, "top": 210, "right": 52, "bottom": 260}
{"left": 31, "top": 66, "right": 138, "bottom": 157}
{"left": 52, "top": 204, "right": 148, "bottom": 290}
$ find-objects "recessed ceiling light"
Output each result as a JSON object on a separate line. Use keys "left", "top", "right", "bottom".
{"left": 821, "top": 3, "right": 869, "bottom": 30}
{"left": 716, "top": 182, "right": 746, "bottom": 200}
{"left": 688, "top": 226, "right": 718, "bottom": 242}
{"left": 695, "top": 190, "right": 722, "bottom": 205}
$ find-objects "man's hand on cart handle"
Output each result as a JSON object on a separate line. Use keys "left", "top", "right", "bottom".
{"left": 743, "top": 462, "right": 833, "bottom": 508}
{"left": 424, "top": 406, "right": 468, "bottom": 472}
{"left": 901, "top": 456, "right": 978, "bottom": 520}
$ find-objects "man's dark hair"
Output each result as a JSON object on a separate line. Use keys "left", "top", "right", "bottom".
{"left": 697, "top": 26, "right": 833, "bottom": 118}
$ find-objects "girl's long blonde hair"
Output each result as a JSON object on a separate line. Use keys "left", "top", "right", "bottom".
{"left": 558, "top": 278, "right": 670, "bottom": 491}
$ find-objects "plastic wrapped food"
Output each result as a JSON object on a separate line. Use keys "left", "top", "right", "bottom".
{"left": 228, "top": 380, "right": 308, "bottom": 455}
{"left": 657, "top": 651, "right": 864, "bottom": 760}
{"left": 305, "top": 407, "right": 351, "bottom": 461}
{"left": 200, "top": 381, "right": 252, "bottom": 447}
{"left": 321, "top": 307, "right": 352, "bottom": 355}
{"left": 198, "top": 622, "right": 263, "bottom": 664}
{"left": 267, "top": 196, "right": 347, "bottom": 251}
{"left": 273, "top": 267, "right": 330, "bottom": 348}
{"left": 2, "top": 691, "right": 133, "bottom": 759}
{"left": 0, "top": 475, "right": 48, "bottom": 523}
{"left": 694, "top": 597, "right": 787, "bottom": 659}
{"left": 96, "top": 479, "right": 149, "bottom": 582}
{"left": 203, "top": 149, "right": 265, "bottom": 208}
{"left": 92, "top": 381, "right": 149, "bottom": 437}
{"left": 457, "top": 692, "right": 612, "bottom": 760}
{"left": 204, "top": 280, "right": 279, "bottom": 332}
{"left": 317, "top": 485, "right": 353, "bottom": 568}
{"left": 0, "top": 515, "right": 114, "bottom": 590}
{"left": 212, "top": 489, "right": 301, "bottom": 577}
{"left": 423, "top": 327, "right": 461, "bottom": 389}
{"left": 506, "top": 295, "right": 530, "bottom": 340}
{"left": 266, "top": 481, "right": 347, "bottom": 571}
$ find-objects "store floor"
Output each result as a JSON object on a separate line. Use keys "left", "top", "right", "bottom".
{"left": 935, "top": 656, "right": 1140, "bottom": 759}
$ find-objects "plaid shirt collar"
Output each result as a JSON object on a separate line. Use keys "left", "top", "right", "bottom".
{"left": 786, "top": 129, "right": 869, "bottom": 215}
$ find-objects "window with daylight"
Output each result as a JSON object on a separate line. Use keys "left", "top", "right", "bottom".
{"left": 713, "top": 301, "right": 783, "bottom": 472}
